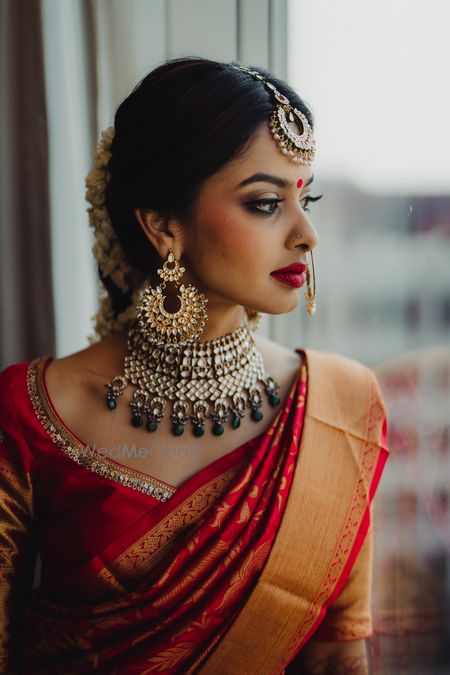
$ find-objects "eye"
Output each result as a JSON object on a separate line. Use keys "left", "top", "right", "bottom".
{"left": 301, "top": 194, "right": 324, "bottom": 213}
{"left": 244, "top": 198, "right": 283, "bottom": 216}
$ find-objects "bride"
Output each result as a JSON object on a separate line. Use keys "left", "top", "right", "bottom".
{"left": 0, "top": 57, "right": 389, "bottom": 674}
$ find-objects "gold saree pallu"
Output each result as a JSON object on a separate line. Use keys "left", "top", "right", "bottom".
{"left": 196, "top": 348, "right": 389, "bottom": 674}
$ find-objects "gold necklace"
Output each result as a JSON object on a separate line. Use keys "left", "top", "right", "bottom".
{"left": 104, "top": 319, "right": 281, "bottom": 437}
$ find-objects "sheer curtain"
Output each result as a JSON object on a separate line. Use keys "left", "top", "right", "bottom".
{"left": 0, "top": 0, "right": 287, "bottom": 366}
{"left": 0, "top": 0, "right": 54, "bottom": 369}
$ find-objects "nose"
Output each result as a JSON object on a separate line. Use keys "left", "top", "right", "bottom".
{"left": 293, "top": 214, "right": 319, "bottom": 253}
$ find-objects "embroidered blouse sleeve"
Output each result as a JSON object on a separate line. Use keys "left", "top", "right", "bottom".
{"left": 0, "top": 364, "right": 38, "bottom": 673}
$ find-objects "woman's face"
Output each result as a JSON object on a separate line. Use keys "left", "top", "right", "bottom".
{"left": 178, "top": 122, "right": 320, "bottom": 319}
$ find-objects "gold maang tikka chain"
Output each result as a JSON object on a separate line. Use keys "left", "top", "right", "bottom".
{"left": 104, "top": 250, "right": 282, "bottom": 438}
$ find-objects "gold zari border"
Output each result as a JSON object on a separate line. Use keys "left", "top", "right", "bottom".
{"left": 198, "top": 349, "right": 386, "bottom": 674}
{"left": 26, "top": 356, "right": 177, "bottom": 501}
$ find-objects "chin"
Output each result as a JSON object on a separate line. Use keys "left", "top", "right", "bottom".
{"left": 261, "top": 297, "right": 299, "bottom": 316}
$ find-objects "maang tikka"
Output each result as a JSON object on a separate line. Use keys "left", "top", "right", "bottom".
{"left": 231, "top": 64, "right": 316, "bottom": 165}
{"left": 104, "top": 249, "right": 282, "bottom": 438}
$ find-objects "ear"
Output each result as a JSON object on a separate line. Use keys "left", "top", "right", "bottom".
{"left": 134, "top": 208, "right": 184, "bottom": 259}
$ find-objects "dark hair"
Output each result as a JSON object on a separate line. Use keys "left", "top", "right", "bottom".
{"left": 104, "top": 56, "right": 314, "bottom": 318}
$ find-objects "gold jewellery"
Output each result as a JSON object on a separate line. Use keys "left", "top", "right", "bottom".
{"left": 137, "top": 251, "right": 208, "bottom": 342}
{"left": 104, "top": 249, "right": 317, "bottom": 436}
{"left": 305, "top": 250, "right": 317, "bottom": 315}
{"left": 232, "top": 64, "right": 316, "bottom": 165}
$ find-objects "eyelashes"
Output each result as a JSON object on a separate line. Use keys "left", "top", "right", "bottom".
{"left": 245, "top": 193, "right": 324, "bottom": 216}
{"left": 302, "top": 194, "right": 324, "bottom": 212}
{"left": 244, "top": 198, "right": 282, "bottom": 215}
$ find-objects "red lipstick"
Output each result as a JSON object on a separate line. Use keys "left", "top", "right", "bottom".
{"left": 270, "top": 262, "right": 308, "bottom": 288}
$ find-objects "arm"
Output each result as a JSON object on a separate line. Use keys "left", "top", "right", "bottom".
{"left": 285, "top": 370, "right": 388, "bottom": 675}
{"left": 284, "top": 523, "right": 374, "bottom": 675}
{"left": 0, "top": 365, "right": 38, "bottom": 673}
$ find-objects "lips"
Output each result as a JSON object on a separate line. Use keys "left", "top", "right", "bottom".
{"left": 270, "top": 262, "right": 308, "bottom": 275}
{"left": 270, "top": 262, "right": 307, "bottom": 288}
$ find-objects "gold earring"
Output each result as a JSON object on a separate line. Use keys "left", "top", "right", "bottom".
{"left": 304, "top": 250, "right": 317, "bottom": 315}
{"left": 136, "top": 249, "right": 208, "bottom": 342}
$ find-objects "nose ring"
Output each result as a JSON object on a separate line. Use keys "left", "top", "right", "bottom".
{"left": 305, "top": 250, "right": 316, "bottom": 315}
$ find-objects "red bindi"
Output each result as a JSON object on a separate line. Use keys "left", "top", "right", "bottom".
{"left": 297, "top": 178, "right": 304, "bottom": 189}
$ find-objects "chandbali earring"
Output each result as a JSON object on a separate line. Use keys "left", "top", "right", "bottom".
{"left": 304, "top": 250, "right": 317, "bottom": 315}
{"left": 136, "top": 249, "right": 208, "bottom": 342}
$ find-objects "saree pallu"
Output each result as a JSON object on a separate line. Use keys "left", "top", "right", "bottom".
{"left": 0, "top": 348, "right": 389, "bottom": 674}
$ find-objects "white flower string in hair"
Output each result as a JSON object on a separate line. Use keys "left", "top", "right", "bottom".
{"left": 85, "top": 127, "right": 146, "bottom": 343}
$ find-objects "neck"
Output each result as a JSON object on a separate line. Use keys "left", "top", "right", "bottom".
{"left": 194, "top": 306, "right": 249, "bottom": 342}
{"left": 109, "top": 306, "right": 251, "bottom": 361}
{"left": 155, "top": 282, "right": 249, "bottom": 342}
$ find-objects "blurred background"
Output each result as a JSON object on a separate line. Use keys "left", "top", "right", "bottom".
{"left": 1, "top": 0, "right": 449, "bottom": 672}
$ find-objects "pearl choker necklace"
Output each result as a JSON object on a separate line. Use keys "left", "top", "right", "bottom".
{"left": 104, "top": 320, "right": 281, "bottom": 437}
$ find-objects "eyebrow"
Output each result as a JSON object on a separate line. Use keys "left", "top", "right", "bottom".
{"left": 236, "top": 172, "right": 314, "bottom": 189}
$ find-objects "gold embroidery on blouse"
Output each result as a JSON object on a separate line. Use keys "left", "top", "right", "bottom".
{"left": 0, "top": 457, "right": 34, "bottom": 669}
{"left": 26, "top": 356, "right": 177, "bottom": 502}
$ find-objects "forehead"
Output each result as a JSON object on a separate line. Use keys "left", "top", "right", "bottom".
{"left": 210, "top": 123, "right": 313, "bottom": 189}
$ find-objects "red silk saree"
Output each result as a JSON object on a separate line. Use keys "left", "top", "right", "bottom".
{"left": 0, "top": 348, "right": 389, "bottom": 674}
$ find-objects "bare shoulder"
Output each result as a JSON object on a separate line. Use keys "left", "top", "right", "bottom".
{"left": 253, "top": 333, "right": 304, "bottom": 376}
{"left": 51, "top": 333, "right": 128, "bottom": 378}
{"left": 44, "top": 334, "right": 128, "bottom": 414}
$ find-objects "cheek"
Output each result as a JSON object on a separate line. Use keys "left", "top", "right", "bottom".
{"left": 191, "top": 200, "right": 275, "bottom": 279}
{"left": 211, "top": 214, "right": 242, "bottom": 249}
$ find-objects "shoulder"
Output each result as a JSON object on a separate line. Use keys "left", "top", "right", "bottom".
{"left": 41, "top": 333, "right": 130, "bottom": 427}
{"left": 302, "top": 348, "right": 387, "bottom": 438}
{"left": 253, "top": 333, "right": 304, "bottom": 375}
{"left": 0, "top": 359, "right": 31, "bottom": 415}
{"left": 303, "top": 347, "right": 381, "bottom": 392}
{"left": 0, "top": 359, "right": 39, "bottom": 469}
{"left": 47, "top": 332, "right": 128, "bottom": 381}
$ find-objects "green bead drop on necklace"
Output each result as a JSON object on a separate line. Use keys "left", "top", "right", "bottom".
{"left": 173, "top": 423, "right": 184, "bottom": 436}
{"left": 212, "top": 422, "right": 224, "bottom": 436}
{"left": 194, "top": 424, "right": 205, "bottom": 437}
{"left": 251, "top": 409, "right": 264, "bottom": 422}
{"left": 132, "top": 414, "right": 143, "bottom": 427}
{"left": 231, "top": 415, "right": 241, "bottom": 429}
